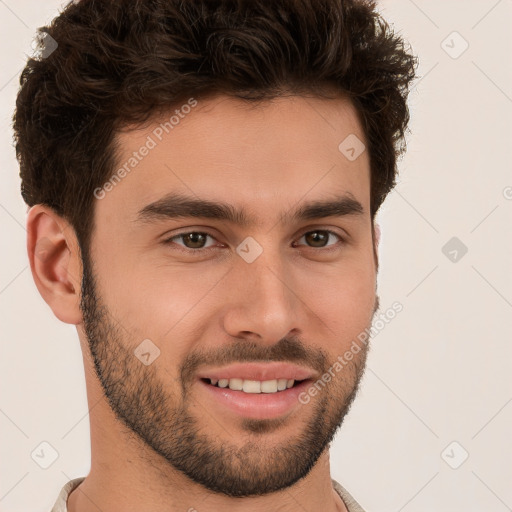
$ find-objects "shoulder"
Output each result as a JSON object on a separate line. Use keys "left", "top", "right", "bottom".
{"left": 50, "top": 477, "right": 86, "bottom": 512}
{"left": 331, "top": 478, "right": 366, "bottom": 512}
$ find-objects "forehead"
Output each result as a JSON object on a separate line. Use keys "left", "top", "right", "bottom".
{"left": 99, "top": 94, "right": 371, "bottom": 226}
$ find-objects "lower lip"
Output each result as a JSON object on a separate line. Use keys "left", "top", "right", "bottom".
{"left": 198, "top": 379, "right": 312, "bottom": 420}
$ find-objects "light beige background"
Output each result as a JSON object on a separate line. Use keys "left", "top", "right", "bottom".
{"left": 1, "top": 1, "right": 511, "bottom": 511}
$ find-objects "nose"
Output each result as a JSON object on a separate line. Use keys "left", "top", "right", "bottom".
{"left": 221, "top": 249, "right": 303, "bottom": 345}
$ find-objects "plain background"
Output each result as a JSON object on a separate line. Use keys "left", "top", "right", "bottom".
{"left": 1, "top": 1, "right": 511, "bottom": 511}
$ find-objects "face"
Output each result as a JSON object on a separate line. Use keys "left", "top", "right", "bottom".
{"left": 80, "top": 93, "right": 378, "bottom": 497}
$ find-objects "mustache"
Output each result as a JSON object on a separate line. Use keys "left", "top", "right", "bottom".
{"left": 180, "top": 296, "right": 380, "bottom": 388}
{"left": 180, "top": 336, "right": 329, "bottom": 387}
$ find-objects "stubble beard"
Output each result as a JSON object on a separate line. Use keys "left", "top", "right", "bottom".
{"left": 79, "top": 251, "right": 376, "bottom": 497}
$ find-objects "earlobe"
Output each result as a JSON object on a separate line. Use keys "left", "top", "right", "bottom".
{"left": 26, "top": 205, "right": 83, "bottom": 325}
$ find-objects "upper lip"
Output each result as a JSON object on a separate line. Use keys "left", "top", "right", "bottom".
{"left": 196, "top": 362, "right": 317, "bottom": 382}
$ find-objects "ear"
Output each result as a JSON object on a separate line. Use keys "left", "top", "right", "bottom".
{"left": 26, "top": 205, "right": 83, "bottom": 324}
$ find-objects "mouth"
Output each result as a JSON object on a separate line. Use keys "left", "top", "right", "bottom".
{"left": 200, "top": 377, "right": 307, "bottom": 393}
{"left": 197, "top": 376, "right": 314, "bottom": 420}
{"left": 194, "top": 362, "right": 317, "bottom": 420}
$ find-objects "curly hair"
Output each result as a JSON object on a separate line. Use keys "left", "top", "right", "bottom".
{"left": 13, "top": 0, "right": 417, "bottom": 256}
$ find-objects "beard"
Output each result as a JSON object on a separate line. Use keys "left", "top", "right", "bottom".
{"left": 79, "top": 250, "right": 377, "bottom": 498}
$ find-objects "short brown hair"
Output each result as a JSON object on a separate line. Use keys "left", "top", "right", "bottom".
{"left": 13, "top": 0, "right": 417, "bottom": 255}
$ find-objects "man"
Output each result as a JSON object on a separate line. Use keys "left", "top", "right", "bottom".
{"left": 13, "top": 0, "right": 416, "bottom": 510}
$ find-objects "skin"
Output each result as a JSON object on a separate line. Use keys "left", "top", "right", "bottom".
{"left": 27, "top": 93, "right": 380, "bottom": 512}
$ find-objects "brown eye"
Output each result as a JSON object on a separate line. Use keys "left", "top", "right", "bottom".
{"left": 295, "top": 230, "right": 343, "bottom": 249}
{"left": 181, "top": 232, "right": 208, "bottom": 249}
{"left": 164, "top": 232, "right": 217, "bottom": 251}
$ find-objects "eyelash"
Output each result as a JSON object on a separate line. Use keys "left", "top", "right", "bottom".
{"left": 162, "top": 229, "right": 346, "bottom": 255}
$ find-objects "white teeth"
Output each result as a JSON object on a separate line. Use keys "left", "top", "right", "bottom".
{"left": 260, "top": 380, "right": 278, "bottom": 393}
{"left": 243, "top": 380, "right": 261, "bottom": 393}
{"left": 228, "top": 378, "right": 243, "bottom": 391}
{"left": 209, "top": 378, "right": 296, "bottom": 393}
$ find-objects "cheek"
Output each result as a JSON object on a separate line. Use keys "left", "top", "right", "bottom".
{"left": 98, "top": 263, "right": 222, "bottom": 356}
{"left": 296, "top": 256, "right": 376, "bottom": 343}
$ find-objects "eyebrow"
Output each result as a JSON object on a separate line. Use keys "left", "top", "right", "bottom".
{"left": 134, "top": 192, "right": 364, "bottom": 227}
